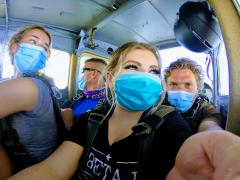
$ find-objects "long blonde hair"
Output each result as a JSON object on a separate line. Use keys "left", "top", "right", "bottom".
{"left": 105, "top": 42, "right": 165, "bottom": 112}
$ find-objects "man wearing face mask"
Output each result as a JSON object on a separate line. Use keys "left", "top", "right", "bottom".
{"left": 61, "top": 58, "right": 107, "bottom": 126}
{"left": 163, "top": 58, "right": 223, "bottom": 133}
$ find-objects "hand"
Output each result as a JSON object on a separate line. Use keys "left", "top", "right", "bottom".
{"left": 166, "top": 131, "right": 240, "bottom": 180}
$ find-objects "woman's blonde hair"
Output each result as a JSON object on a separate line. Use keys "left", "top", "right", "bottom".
{"left": 8, "top": 24, "right": 52, "bottom": 64}
{"left": 105, "top": 42, "right": 165, "bottom": 111}
{"left": 107, "top": 42, "right": 162, "bottom": 77}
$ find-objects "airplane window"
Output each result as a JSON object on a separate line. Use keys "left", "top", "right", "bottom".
{"left": 159, "top": 46, "right": 213, "bottom": 88}
{"left": 2, "top": 47, "right": 14, "bottom": 78}
{"left": 1, "top": 48, "right": 70, "bottom": 89}
{"left": 234, "top": 0, "right": 240, "bottom": 7}
{"left": 45, "top": 49, "right": 70, "bottom": 89}
{"left": 233, "top": 0, "right": 240, "bottom": 15}
{"left": 217, "top": 43, "right": 229, "bottom": 96}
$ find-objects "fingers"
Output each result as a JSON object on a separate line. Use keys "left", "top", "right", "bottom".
{"left": 166, "top": 167, "right": 186, "bottom": 180}
{"left": 213, "top": 142, "right": 240, "bottom": 180}
{"left": 166, "top": 167, "right": 212, "bottom": 180}
{"left": 167, "top": 131, "right": 240, "bottom": 180}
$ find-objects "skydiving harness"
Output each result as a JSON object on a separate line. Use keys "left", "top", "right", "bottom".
{"left": 61, "top": 88, "right": 106, "bottom": 109}
{"left": 79, "top": 103, "right": 176, "bottom": 180}
{"left": 0, "top": 73, "right": 66, "bottom": 172}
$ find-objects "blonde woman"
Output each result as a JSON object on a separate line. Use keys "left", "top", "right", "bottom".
{"left": 0, "top": 25, "right": 65, "bottom": 174}
{"left": 9, "top": 42, "right": 192, "bottom": 180}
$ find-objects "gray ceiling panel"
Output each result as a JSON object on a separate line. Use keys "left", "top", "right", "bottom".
{"left": 113, "top": 1, "right": 173, "bottom": 43}
{"left": 95, "top": 20, "right": 147, "bottom": 46}
{"left": 0, "top": 0, "right": 197, "bottom": 48}
{"left": 7, "top": 0, "right": 111, "bottom": 30}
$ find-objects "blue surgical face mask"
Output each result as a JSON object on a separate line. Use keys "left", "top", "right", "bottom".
{"left": 77, "top": 73, "right": 86, "bottom": 90}
{"left": 114, "top": 72, "right": 162, "bottom": 111}
{"left": 14, "top": 43, "right": 47, "bottom": 73}
{"left": 167, "top": 90, "right": 196, "bottom": 112}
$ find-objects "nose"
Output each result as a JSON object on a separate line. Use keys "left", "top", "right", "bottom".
{"left": 139, "top": 67, "right": 149, "bottom": 73}
{"left": 37, "top": 41, "right": 46, "bottom": 48}
{"left": 177, "top": 84, "right": 186, "bottom": 91}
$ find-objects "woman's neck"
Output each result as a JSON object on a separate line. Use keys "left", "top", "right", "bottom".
{"left": 108, "top": 105, "right": 144, "bottom": 145}
{"left": 112, "top": 104, "right": 143, "bottom": 123}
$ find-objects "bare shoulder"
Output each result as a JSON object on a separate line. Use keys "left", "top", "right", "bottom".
{"left": 1, "top": 77, "right": 39, "bottom": 97}
{"left": 0, "top": 78, "right": 39, "bottom": 116}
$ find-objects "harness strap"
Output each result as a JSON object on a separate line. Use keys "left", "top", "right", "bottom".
{"left": 81, "top": 112, "right": 105, "bottom": 165}
{"left": 78, "top": 104, "right": 175, "bottom": 180}
{"left": 132, "top": 105, "right": 176, "bottom": 179}
{"left": 76, "top": 101, "right": 114, "bottom": 180}
{"left": 62, "top": 91, "right": 85, "bottom": 109}
{"left": 75, "top": 111, "right": 107, "bottom": 180}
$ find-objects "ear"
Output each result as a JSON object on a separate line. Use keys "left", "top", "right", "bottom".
{"left": 10, "top": 43, "right": 19, "bottom": 54}
{"left": 92, "top": 70, "right": 99, "bottom": 79}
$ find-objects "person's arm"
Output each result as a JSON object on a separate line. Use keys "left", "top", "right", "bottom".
{"left": 0, "top": 78, "right": 38, "bottom": 118}
{"left": 166, "top": 131, "right": 240, "bottom": 180}
{"left": 197, "top": 105, "right": 223, "bottom": 132}
{"left": 0, "top": 144, "right": 12, "bottom": 179}
{"left": 8, "top": 141, "right": 83, "bottom": 180}
{"left": 198, "top": 117, "right": 223, "bottom": 132}
{"left": 61, "top": 108, "right": 73, "bottom": 130}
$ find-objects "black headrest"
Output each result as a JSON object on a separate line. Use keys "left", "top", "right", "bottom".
{"left": 174, "top": 1, "right": 222, "bottom": 53}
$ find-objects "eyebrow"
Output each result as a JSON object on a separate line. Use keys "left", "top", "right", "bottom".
{"left": 124, "top": 60, "right": 160, "bottom": 69}
{"left": 31, "top": 35, "right": 50, "bottom": 48}
{"left": 123, "top": 60, "right": 141, "bottom": 66}
{"left": 149, "top": 65, "right": 160, "bottom": 69}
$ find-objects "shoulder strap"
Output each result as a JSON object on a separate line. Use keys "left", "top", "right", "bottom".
{"left": 132, "top": 105, "right": 176, "bottom": 180}
{"left": 78, "top": 102, "right": 113, "bottom": 179}
{"left": 22, "top": 74, "right": 67, "bottom": 145}
{"left": 81, "top": 104, "right": 113, "bottom": 164}
{"left": 80, "top": 112, "right": 105, "bottom": 165}
{"left": 76, "top": 110, "right": 106, "bottom": 180}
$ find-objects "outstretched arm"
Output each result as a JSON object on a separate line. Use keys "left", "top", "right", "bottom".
{"left": 8, "top": 141, "right": 83, "bottom": 180}
{"left": 197, "top": 105, "right": 223, "bottom": 132}
{"left": 166, "top": 131, "right": 240, "bottom": 180}
{"left": 198, "top": 117, "right": 223, "bottom": 132}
